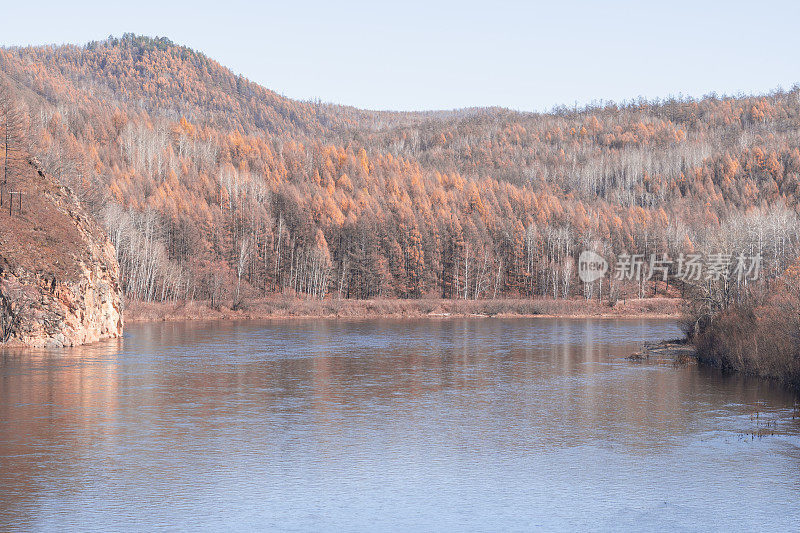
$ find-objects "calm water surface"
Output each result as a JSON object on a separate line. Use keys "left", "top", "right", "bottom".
{"left": 1, "top": 318, "right": 799, "bottom": 531}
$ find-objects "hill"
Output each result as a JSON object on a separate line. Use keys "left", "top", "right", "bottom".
{"left": 0, "top": 34, "right": 799, "bottom": 310}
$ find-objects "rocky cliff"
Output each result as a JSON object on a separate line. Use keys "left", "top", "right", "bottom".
{"left": 0, "top": 159, "right": 122, "bottom": 347}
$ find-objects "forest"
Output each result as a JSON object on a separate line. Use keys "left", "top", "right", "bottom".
{"left": 1, "top": 34, "right": 800, "bottom": 380}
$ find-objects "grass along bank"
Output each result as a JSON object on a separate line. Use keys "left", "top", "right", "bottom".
{"left": 125, "top": 296, "right": 683, "bottom": 322}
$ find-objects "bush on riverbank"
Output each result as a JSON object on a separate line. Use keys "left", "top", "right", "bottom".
{"left": 690, "top": 279, "right": 800, "bottom": 389}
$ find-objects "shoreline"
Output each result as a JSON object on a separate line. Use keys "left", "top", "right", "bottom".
{"left": 124, "top": 297, "right": 683, "bottom": 323}
{"left": 628, "top": 340, "right": 800, "bottom": 393}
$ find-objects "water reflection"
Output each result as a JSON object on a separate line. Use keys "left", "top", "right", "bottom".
{"left": 1, "top": 319, "right": 799, "bottom": 531}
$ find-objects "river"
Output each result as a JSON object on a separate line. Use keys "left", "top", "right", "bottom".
{"left": 1, "top": 318, "right": 799, "bottom": 531}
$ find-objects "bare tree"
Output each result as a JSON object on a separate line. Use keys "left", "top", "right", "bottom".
{"left": 0, "top": 81, "right": 27, "bottom": 204}
{"left": 0, "top": 282, "right": 31, "bottom": 343}
{"left": 234, "top": 236, "right": 252, "bottom": 308}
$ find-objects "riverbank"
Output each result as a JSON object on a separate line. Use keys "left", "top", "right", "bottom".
{"left": 125, "top": 296, "right": 683, "bottom": 322}
{"left": 692, "top": 293, "right": 800, "bottom": 391}
{"left": 629, "top": 337, "right": 800, "bottom": 393}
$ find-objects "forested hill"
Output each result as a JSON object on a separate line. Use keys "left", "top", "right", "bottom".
{"left": 1, "top": 34, "right": 353, "bottom": 136}
{"left": 1, "top": 34, "right": 799, "bottom": 305}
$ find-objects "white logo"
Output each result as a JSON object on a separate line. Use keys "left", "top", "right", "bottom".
{"left": 578, "top": 250, "right": 608, "bottom": 283}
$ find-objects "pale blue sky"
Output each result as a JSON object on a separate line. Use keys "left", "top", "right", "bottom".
{"left": 1, "top": 1, "right": 798, "bottom": 111}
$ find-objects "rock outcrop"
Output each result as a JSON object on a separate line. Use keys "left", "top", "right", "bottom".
{"left": 0, "top": 159, "right": 122, "bottom": 347}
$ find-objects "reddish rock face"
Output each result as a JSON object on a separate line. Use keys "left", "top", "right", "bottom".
{"left": 0, "top": 160, "right": 123, "bottom": 347}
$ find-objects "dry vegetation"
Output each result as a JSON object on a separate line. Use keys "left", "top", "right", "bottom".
{"left": 125, "top": 296, "right": 682, "bottom": 322}
{"left": 687, "top": 272, "right": 800, "bottom": 388}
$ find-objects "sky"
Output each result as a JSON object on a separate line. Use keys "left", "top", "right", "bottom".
{"left": 1, "top": 0, "right": 798, "bottom": 112}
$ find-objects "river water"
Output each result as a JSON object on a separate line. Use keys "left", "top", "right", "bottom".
{"left": 1, "top": 318, "right": 799, "bottom": 531}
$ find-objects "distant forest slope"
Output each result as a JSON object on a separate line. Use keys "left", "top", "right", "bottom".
{"left": 1, "top": 34, "right": 799, "bottom": 309}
